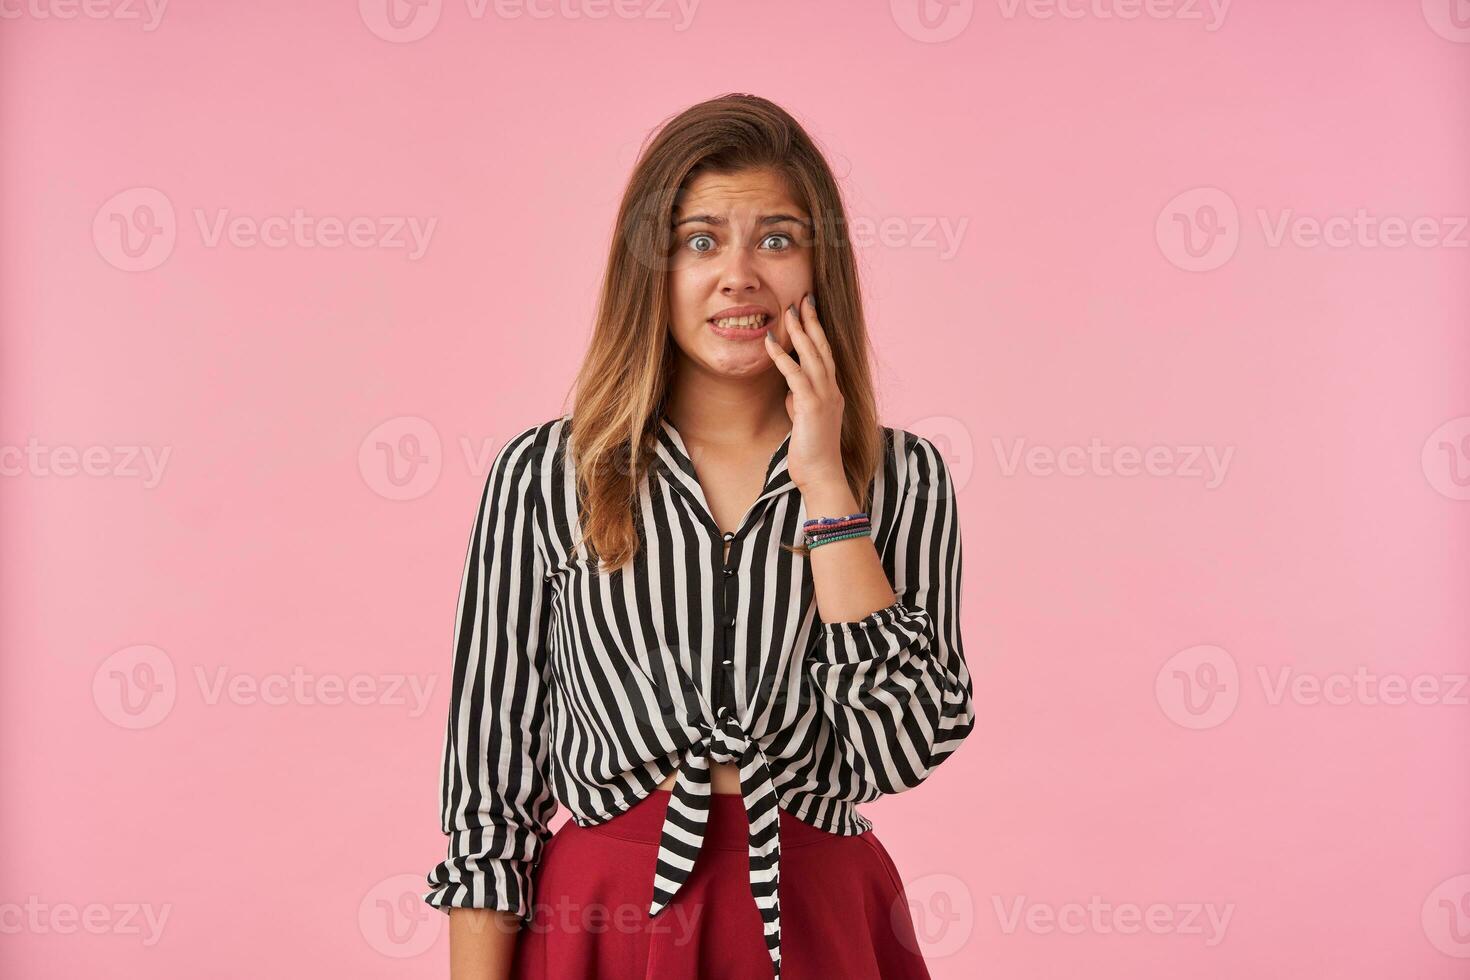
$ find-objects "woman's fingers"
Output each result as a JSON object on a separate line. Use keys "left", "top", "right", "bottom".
{"left": 796, "top": 294, "right": 835, "bottom": 379}
{"left": 763, "top": 327, "right": 815, "bottom": 400}
{"left": 783, "top": 300, "right": 832, "bottom": 393}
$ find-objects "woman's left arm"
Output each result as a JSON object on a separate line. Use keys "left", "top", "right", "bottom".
{"left": 801, "top": 435, "right": 976, "bottom": 794}
{"left": 765, "top": 294, "right": 975, "bottom": 796}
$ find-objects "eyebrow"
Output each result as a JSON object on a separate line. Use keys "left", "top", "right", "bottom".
{"left": 672, "top": 213, "right": 813, "bottom": 232}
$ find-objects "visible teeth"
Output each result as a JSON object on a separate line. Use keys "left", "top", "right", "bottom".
{"left": 712, "top": 314, "right": 766, "bottom": 329}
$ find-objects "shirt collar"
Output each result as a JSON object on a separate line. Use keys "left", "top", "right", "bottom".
{"left": 652, "top": 416, "right": 797, "bottom": 527}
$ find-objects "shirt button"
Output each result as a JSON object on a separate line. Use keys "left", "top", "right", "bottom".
{"left": 722, "top": 531, "right": 735, "bottom": 541}
{"left": 721, "top": 658, "right": 733, "bottom": 666}
{"left": 723, "top": 568, "right": 733, "bottom": 576}
{"left": 727, "top": 618, "right": 737, "bottom": 628}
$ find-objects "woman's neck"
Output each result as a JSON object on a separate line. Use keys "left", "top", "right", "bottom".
{"left": 664, "top": 372, "right": 790, "bottom": 449}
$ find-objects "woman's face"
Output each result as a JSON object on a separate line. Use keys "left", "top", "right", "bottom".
{"left": 666, "top": 167, "right": 814, "bottom": 379}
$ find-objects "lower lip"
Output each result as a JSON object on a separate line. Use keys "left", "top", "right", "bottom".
{"left": 707, "top": 315, "right": 770, "bottom": 340}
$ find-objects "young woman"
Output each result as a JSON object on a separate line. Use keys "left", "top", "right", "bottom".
{"left": 424, "top": 93, "right": 976, "bottom": 980}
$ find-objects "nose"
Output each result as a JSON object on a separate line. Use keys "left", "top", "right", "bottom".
{"left": 718, "top": 243, "right": 761, "bottom": 294}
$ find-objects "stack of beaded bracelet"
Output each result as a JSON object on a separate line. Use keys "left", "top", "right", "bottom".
{"left": 802, "top": 512, "right": 871, "bottom": 549}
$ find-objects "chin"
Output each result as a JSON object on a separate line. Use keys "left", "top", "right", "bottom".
{"left": 703, "top": 350, "right": 771, "bottom": 377}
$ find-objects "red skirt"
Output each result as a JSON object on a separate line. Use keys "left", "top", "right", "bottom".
{"left": 510, "top": 788, "right": 932, "bottom": 980}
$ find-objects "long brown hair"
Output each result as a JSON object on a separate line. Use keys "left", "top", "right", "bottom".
{"left": 564, "top": 93, "right": 884, "bottom": 572}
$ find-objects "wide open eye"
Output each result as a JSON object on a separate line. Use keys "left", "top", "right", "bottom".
{"left": 685, "top": 233, "right": 716, "bottom": 253}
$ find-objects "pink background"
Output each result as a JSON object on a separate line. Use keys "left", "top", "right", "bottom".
{"left": 3, "top": 1, "right": 1468, "bottom": 977}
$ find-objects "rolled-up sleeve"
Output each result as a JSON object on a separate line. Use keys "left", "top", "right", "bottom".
{"left": 424, "top": 423, "right": 557, "bottom": 922}
{"left": 805, "top": 433, "right": 976, "bottom": 795}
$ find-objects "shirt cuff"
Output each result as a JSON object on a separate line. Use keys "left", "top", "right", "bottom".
{"left": 423, "top": 858, "right": 537, "bottom": 923}
{"left": 814, "top": 600, "right": 934, "bottom": 657}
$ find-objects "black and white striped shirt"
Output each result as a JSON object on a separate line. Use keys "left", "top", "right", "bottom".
{"left": 424, "top": 413, "right": 975, "bottom": 979}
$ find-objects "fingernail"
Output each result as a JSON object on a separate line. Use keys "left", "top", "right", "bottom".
{"left": 804, "top": 293, "right": 815, "bottom": 309}
{"left": 787, "top": 303, "right": 798, "bottom": 318}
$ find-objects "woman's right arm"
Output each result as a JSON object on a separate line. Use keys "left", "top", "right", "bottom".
{"left": 448, "top": 909, "right": 523, "bottom": 979}
{"left": 424, "top": 423, "right": 558, "bottom": 980}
